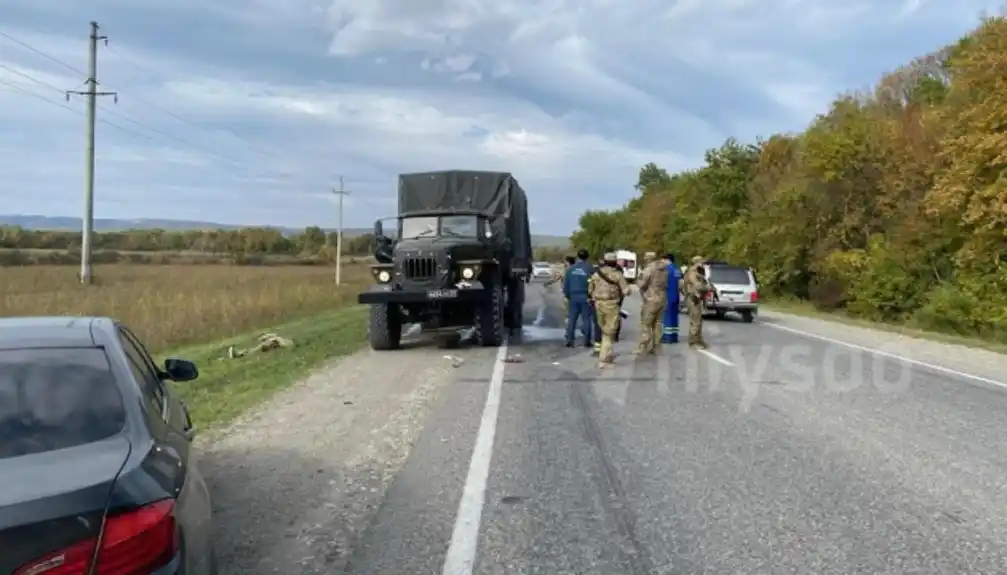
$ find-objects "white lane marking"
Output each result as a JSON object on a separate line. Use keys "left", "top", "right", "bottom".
{"left": 764, "top": 322, "right": 1007, "bottom": 389}
{"left": 698, "top": 348, "right": 734, "bottom": 366}
{"left": 442, "top": 342, "right": 508, "bottom": 575}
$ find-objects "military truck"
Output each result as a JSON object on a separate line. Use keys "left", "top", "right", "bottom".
{"left": 357, "top": 170, "right": 533, "bottom": 350}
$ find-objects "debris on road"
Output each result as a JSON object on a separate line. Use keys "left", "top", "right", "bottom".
{"left": 443, "top": 355, "right": 464, "bottom": 368}
{"left": 227, "top": 333, "right": 295, "bottom": 359}
{"left": 503, "top": 354, "right": 524, "bottom": 363}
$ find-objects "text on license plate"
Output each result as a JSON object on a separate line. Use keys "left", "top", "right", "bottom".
{"left": 428, "top": 289, "right": 458, "bottom": 299}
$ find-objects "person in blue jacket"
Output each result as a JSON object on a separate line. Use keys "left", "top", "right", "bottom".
{"left": 563, "top": 248, "right": 594, "bottom": 347}
{"left": 661, "top": 253, "right": 681, "bottom": 344}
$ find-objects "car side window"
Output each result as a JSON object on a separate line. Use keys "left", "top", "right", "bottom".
{"left": 118, "top": 328, "right": 165, "bottom": 414}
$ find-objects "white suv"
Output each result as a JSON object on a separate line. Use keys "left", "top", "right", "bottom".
{"left": 702, "top": 263, "right": 759, "bottom": 323}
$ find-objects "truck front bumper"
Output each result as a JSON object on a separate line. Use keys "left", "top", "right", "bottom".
{"left": 358, "top": 281, "right": 489, "bottom": 305}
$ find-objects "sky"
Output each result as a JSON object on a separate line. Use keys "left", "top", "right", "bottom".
{"left": 0, "top": 0, "right": 997, "bottom": 235}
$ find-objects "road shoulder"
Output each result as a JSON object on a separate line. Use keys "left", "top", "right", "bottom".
{"left": 200, "top": 342, "right": 495, "bottom": 574}
{"left": 757, "top": 308, "right": 1007, "bottom": 386}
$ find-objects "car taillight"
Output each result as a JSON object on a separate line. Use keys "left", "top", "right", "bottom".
{"left": 750, "top": 291, "right": 759, "bottom": 302}
{"left": 14, "top": 500, "right": 178, "bottom": 575}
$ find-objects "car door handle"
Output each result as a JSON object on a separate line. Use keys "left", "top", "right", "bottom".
{"left": 183, "top": 425, "right": 198, "bottom": 441}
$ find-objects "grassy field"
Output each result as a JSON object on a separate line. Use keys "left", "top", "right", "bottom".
{"left": 2, "top": 264, "right": 369, "bottom": 351}
{"left": 2, "top": 264, "right": 374, "bottom": 428}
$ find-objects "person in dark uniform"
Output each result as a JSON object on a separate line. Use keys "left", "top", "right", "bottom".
{"left": 563, "top": 249, "right": 594, "bottom": 348}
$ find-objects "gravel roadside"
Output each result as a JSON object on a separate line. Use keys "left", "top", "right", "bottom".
{"left": 196, "top": 340, "right": 495, "bottom": 574}
{"left": 758, "top": 309, "right": 1007, "bottom": 384}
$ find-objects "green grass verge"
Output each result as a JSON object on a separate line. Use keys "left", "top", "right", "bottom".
{"left": 160, "top": 305, "right": 368, "bottom": 430}
{"left": 764, "top": 299, "right": 1007, "bottom": 355}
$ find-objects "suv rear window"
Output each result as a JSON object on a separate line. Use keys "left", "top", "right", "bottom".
{"left": 707, "top": 266, "right": 751, "bottom": 285}
{"left": 0, "top": 348, "right": 125, "bottom": 459}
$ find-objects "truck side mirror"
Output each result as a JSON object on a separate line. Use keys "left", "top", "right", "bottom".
{"left": 373, "top": 220, "right": 384, "bottom": 237}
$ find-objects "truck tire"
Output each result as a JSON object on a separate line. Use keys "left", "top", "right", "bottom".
{"left": 368, "top": 303, "right": 402, "bottom": 350}
{"left": 475, "top": 282, "right": 505, "bottom": 347}
{"left": 741, "top": 310, "right": 754, "bottom": 323}
{"left": 505, "top": 280, "right": 525, "bottom": 330}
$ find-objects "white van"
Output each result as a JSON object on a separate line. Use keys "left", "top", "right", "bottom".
{"left": 615, "top": 250, "right": 638, "bottom": 282}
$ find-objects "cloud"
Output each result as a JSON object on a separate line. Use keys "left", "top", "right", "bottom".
{"left": 0, "top": 0, "right": 994, "bottom": 233}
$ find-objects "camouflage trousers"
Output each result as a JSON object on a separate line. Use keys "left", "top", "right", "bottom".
{"left": 594, "top": 299, "right": 620, "bottom": 365}
{"left": 686, "top": 297, "right": 706, "bottom": 347}
{"left": 636, "top": 300, "right": 666, "bottom": 354}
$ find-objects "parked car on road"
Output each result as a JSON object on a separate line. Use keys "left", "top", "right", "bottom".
{"left": 0, "top": 316, "right": 216, "bottom": 575}
{"left": 532, "top": 261, "right": 554, "bottom": 280}
{"left": 702, "top": 262, "right": 759, "bottom": 322}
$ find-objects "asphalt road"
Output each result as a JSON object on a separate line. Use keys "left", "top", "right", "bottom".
{"left": 337, "top": 283, "right": 1007, "bottom": 575}
{"left": 207, "top": 282, "right": 1007, "bottom": 574}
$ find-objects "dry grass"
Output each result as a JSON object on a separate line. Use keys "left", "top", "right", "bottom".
{"left": 1, "top": 264, "right": 370, "bottom": 352}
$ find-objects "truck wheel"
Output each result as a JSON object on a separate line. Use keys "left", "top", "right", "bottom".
{"left": 505, "top": 280, "right": 525, "bottom": 329}
{"left": 476, "top": 282, "right": 505, "bottom": 347}
{"left": 368, "top": 304, "right": 402, "bottom": 350}
{"left": 741, "top": 310, "right": 754, "bottom": 323}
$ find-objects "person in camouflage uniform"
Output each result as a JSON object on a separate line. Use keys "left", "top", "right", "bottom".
{"left": 634, "top": 251, "right": 670, "bottom": 355}
{"left": 683, "top": 255, "right": 712, "bottom": 348}
{"left": 588, "top": 252, "right": 630, "bottom": 368}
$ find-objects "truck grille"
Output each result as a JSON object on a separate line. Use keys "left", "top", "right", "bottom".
{"left": 403, "top": 256, "right": 438, "bottom": 280}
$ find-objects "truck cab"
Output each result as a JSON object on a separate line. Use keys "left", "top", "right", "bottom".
{"left": 359, "top": 170, "right": 533, "bottom": 350}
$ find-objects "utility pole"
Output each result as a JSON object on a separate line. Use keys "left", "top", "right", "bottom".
{"left": 67, "top": 21, "right": 117, "bottom": 284}
{"left": 333, "top": 177, "right": 350, "bottom": 285}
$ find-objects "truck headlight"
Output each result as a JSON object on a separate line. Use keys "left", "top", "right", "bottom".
{"left": 377, "top": 270, "right": 391, "bottom": 283}
{"left": 461, "top": 267, "right": 475, "bottom": 279}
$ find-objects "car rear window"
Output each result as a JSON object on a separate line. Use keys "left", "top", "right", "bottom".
{"left": 707, "top": 266, "right": 751, "bottom": 285}
{"left": 0, "top": 348, "right": 126, "bottom": 459}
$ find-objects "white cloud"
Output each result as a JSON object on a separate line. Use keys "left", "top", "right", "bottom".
{"left": 0, "top": 0, "right": 995, "bottom": 233}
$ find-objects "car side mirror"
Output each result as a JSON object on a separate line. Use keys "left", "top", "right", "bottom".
{"left": 163, "top": 358, "right": 199, "bottom": 382}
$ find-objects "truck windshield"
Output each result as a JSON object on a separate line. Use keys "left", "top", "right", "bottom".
{"left": 401, "top": 217, "right": 439, "bottom": 239}
{"left": 400, "top": 215, "right": 479, "bottom": 239}
{"left": 441, "top": 215, "right": 478, "bottom": 237}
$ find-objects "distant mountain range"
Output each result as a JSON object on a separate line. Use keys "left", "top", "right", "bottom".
{"left": 0, "top": 215, "right": 570, "bottom": 248}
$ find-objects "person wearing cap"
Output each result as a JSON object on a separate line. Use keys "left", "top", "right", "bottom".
{"left": 563, "top": 248, "right": 594, "bottom": 348}
{"left": 633, "top": 251, "right": 669, "bottom": 355}
{"left": 590, "top": 251, "right": 618, "bottom": 352}
{"left": 661, "top": 253, "right": 682, "bottom": 344}
{"left": 588, "top": 251, "right": 630, "bottom": 367}
{"left": 682, "top": 255, "right": 712, "bottom": 348}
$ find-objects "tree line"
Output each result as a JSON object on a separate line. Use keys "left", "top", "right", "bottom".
{"left": 571, "top": 17, "right": 1007, "bottom": 343}
{"left": 0, "top": 225, "right": 376, "bottom": 257}
{"left": 0, "top": 224, "right": 571, "bottom": 266}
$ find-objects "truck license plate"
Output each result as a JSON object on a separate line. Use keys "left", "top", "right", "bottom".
{"left": 428, "top": 289, "right": 458, "bottom": 299}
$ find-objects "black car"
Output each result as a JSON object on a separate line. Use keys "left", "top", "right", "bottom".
{"left": 0, "top": 317, "right": 215, "bottom": 575}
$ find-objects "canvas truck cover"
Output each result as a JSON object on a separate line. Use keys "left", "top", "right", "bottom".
{"left": 398, "top": 170, "right": 533, "bottom": 265}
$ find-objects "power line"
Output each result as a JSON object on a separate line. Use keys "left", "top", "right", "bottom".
{"left": 0, "top": 63, "right": 307, "bottom": 184}
{"left": 0, "top": 24, "right": 360, "bottom": 234}
{"left": 0, "top": 29, "right": 87, "bottom": 77}
{"left": 0, "top": 28, "right": 296, "bottom": 175}
{"left": 101, "top": 39, "right": 331, "bottom": 172}
{"left": 0, "top": 76, "right": 81, "bottom": 113}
